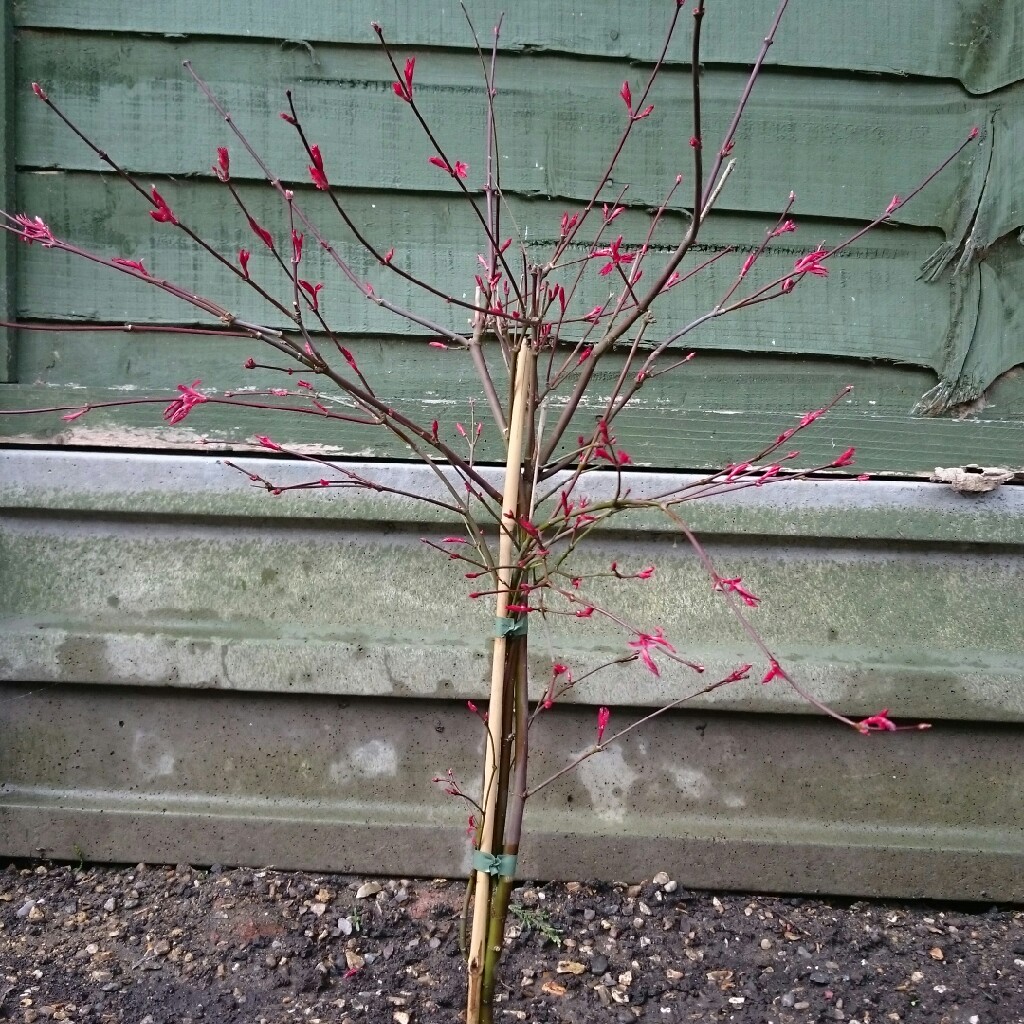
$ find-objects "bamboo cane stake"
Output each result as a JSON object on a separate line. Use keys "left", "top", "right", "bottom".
{"left": 466, "top": 343, "right": 534, "bottom": 1022}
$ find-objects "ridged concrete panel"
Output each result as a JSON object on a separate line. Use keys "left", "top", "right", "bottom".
{"left": 1, "top": 451, "right": 1022, "bottom": 899}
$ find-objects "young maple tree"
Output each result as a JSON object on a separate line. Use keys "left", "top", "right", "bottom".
{"left": 1, "top": 1, "right": 974, "bottom": 1019}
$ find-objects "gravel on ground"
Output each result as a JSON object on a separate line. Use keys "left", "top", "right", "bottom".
{"left": 2, "top": 861, "right": 1022, "bottom": 1023}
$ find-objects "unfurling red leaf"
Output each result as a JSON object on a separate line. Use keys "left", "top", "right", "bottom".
{"left": 247, "top": 216, "right": 274, "bottom": 250}
{"left": 149, "top": 186, "right": 177, "bottom": 225}
{"left": 214, "top": 147, "right": 230, "bottom": 182}
{"left": 298, "top": 279, "right": 323, "bottom": 311}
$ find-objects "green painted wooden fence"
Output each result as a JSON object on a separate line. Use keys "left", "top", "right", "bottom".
{"left": 1, "top": 0, "right": 1022, "bottom": 470}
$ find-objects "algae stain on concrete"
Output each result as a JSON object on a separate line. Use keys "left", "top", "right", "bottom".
{"left": 671, "top": 766, "right": 714, "bottom": 801}
{"left": 56, "top": 634, "right": 113, "bottom": 682}
{"left": 131, "top": 729, "right": 176, "bottom": 780}
{"left": 574, "top": 745, "right": 638, "bottom": 823}
{"left": 669, "top": 765, "right": 747, "bottom": 810}
{"left": 329, "top": 739, "right": 398, "bottom": 787}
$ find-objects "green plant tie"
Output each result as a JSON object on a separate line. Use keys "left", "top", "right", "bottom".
{"left": 494, "top": 615, "right": 528, "bottom": 638}
{"left": 472, "top": 850, "right": 518, "bottom": 878}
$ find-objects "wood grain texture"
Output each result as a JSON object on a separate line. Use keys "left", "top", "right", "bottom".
{"left": 13, "top": 0, "right": 1024, "bottom": 94}
{"left": 15, "top": 31, "right": 1002, "bottom": 230}
{"left": 9, "top": 173, "right": 984, "bottom": 371}
{"left": 4, "top": 333, "right": 1023, "bottom": 472}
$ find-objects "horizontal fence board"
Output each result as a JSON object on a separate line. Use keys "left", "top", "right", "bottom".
{"left": 0, "top": 687, "right": 1021, "bottom": 900}
{"left": 9, "top": 327, "right": 1013, "bottom": 425}
{"left": 10, "top": 173, "right": 1000, "bottom": 373}
{"left": 4, "top": 378, "right": 1024, "bottom": 474}
{"left": 13, "top": 0, "right": 1023, "bottom": 94}
{"left": 15, "top": 31, "right": 1003, "bottom": 231}
{"left": 2, "top": 378, "right": 1024, "bottom": 473}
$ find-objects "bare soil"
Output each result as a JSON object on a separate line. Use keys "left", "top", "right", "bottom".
{"left": 2, "top": 861, "right": 1022, "bottom": 1023}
